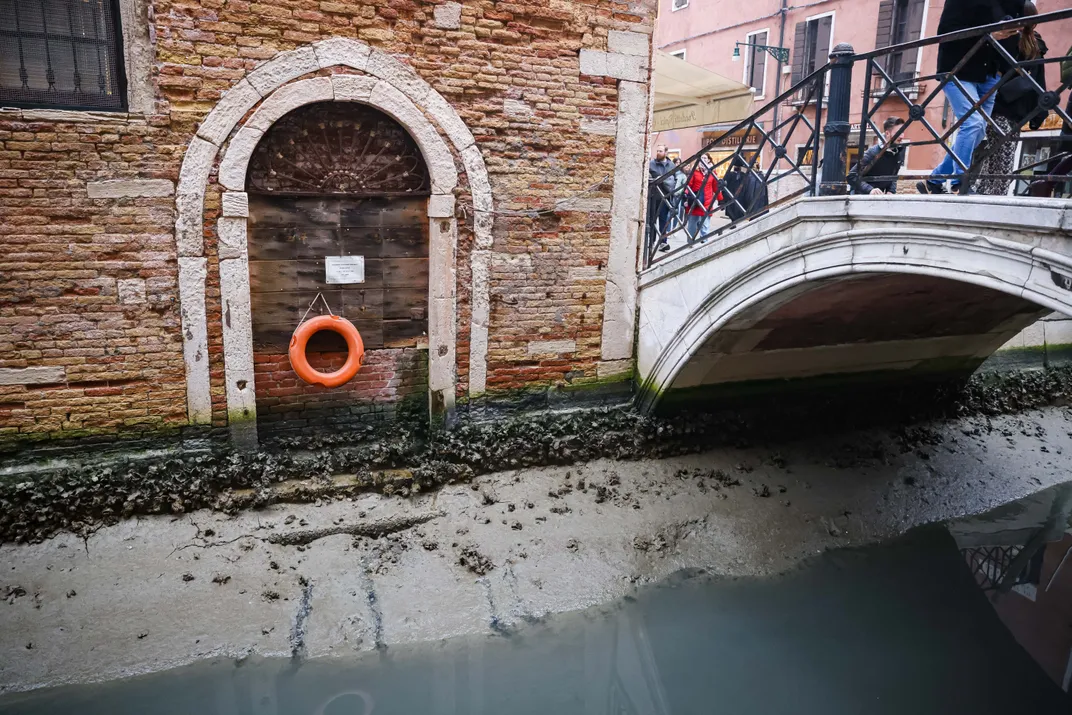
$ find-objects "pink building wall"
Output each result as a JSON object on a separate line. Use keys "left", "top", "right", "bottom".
{"left": 654, "top": 0, "right": 1072, "bottom": 177}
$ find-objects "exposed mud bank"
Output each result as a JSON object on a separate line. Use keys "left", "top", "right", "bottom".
{"left": 3, "top": 407, "right": 1072, "bottom": 693}
{"left": 2, "top": 367, "right": 1071, "bottom": 544}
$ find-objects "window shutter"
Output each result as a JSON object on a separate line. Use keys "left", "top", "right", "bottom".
{"left": 900, "top": 0, "right": 927, "bottom": 77}
{"left": 750, "top": 31, "right": 768, "bottom": 93}
{"left": 815, "top": 16, "right": 833, "bottom": 67}
{"left": 875, "top": 0, "right": 895, "bottom": 49}
{"left": 790, "top": 22, "right": 807, "bottom": 85}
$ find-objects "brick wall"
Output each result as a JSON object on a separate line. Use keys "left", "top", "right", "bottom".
{"left": 0, "top": 0, "right": 655, "bottom": 451}
{"left": 0, "top": 112, "right": 190, "bottom": 451}
{"left": 254, "top": 349, "right": 427, "bottom": 435}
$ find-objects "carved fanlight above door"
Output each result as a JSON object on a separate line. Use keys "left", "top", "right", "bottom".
{"left": 246, "top": 102, "right": 432, "bottom": 196}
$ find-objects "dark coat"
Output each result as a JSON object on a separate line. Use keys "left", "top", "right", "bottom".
{"left": 721, "top": 169, "right": 769, "bottom": 221}
{"left": 648, "top": 158, "right": 677, "bottom": 194}
{"left": 847, "top": 144, "right": 905, "bottom": 194}
{"left": 992, "top": 34, "right": 1048, "bottom": 128}
{"left": 937, "top": 0, "right": 1027, "bottom": 82}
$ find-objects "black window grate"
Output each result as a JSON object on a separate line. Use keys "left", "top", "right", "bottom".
{"left": 0, "top": 0, "right": 126, "bottom": 111}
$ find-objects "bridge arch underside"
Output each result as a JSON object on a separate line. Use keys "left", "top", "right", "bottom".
{"left": 637, "top": 197, "right": 1072, "bottom": 416}
{"left": 655, "top": 272, "right": 1050, "bottom": 411}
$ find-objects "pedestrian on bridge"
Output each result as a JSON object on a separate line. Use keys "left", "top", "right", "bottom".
{"left": 848, "top": 117, "right": 906, "bottom": 195}
{"left": 722, "top": 154, "right": 770, "bottom": 221}
{"left": 649, "top": 146, "right": 677, "bottom": 252}
{"left": 977, "top": 2, "right": 1047, "bottom": 196}
{"left": 918, "top": 0, "right": 1034, "bottom": 195}
{"left": 1028, "top": 45, "right": 1072, "bottom": 198}
{"left": 685, "top": 155, "right": 722, "bottom": 243}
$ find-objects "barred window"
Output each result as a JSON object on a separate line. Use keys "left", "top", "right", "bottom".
{"left": 0, "top": 0, "right": 126, "bottom": 111}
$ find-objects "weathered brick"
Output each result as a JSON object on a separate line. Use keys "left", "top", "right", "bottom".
{"left": 1, "top": 0, "right": 655, "bottom": 449}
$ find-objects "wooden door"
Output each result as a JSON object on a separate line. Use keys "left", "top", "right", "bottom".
{"left": 247, "top": 194, "right": 430, "bottom": 353}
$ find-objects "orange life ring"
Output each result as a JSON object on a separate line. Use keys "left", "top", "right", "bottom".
{"left": 289, "top": 315, "right": 365, "bottom": 388}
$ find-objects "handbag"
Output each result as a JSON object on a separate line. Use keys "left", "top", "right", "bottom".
{"left": 998, "top": 74, "right": 1035, "bottom": 104}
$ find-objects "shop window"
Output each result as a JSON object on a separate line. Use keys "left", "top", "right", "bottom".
{"left": 0, "top": 0, "right": 126, "bottom": 111}
{"left": 1015, "top": 135, "right": 1072, "bottom": 198}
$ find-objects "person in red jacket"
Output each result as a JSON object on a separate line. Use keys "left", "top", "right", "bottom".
{"left": 686, "top": 155, "right": 722, "bottom": 242}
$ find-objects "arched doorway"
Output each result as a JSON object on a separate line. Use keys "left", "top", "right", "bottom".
{"left": 244, "top": 101, "right": 432, "bottom": 436}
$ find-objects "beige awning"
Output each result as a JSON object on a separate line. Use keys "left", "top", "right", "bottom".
{"left": 652, "top": 51, "right": 756, "bottom": 133}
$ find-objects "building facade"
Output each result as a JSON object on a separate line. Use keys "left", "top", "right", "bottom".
{"left": 0, "top": 0, "right": 657, "bottom": 453}
{"left": 655, "top": 0, "right": 1072, "bottom": 188}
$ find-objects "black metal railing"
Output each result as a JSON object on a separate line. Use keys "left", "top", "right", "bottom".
{"left": 644, "top": 66, "right": 827, "bottom": 268}
{"left": 644, "top": 7, "right": 1072, "bottom": 269}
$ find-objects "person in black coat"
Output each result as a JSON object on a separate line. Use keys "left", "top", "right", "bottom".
{"left": 977, "top": 9, "right": 1048, "bottom": 196}
{"left": 720, "top": 155, "right": 769, "bottom": 223}
{"left": 919, "top": 0, "right": 1033, "bottom": 194}
{"left": 936, "top": 0, "right": 1032, "bottom": 83}
{"left": 848, "top": 117, "right": 907, "bottom": 194}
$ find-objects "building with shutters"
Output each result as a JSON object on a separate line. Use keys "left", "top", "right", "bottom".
{"left": 654, "top": 0, "right": 1072, "bottom": 189}
{"left": 0, "top": 0, "right": 658, "bottom": 454}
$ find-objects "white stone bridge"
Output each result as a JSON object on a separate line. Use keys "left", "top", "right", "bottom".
{"left": 635, "top": 196, "right": 1072, "bottom": 411}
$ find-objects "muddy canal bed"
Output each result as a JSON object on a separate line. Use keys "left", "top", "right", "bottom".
{"left": 2, "top": 406, "right": 1072, "bottom": 697}
{"left": 2, "top": 526, "right": 1070, "bottom": 714}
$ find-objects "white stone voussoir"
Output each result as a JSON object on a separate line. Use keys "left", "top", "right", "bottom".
{"left": 196, "top": 79, "right": 262, "bottom": 146}
{"left": 468, "top": 249, "right": 492, "bottom": 396}
{"left": 313, "top": 37, "right": 372, "bottom": 71}
{"left": 221, "top": 192, "right": 249, "bottom": 218}
{"left": 175, "top": 136, "right": 219, "bottom": 257}
{"left": 473, "top": 211, "right": 494, "bottom": 250}
{"left": 369, "top": 80, "right": 457, "bottom": 194}
{"left": 245, "top": 77, "right": 333, "bottom": 134}
{"left": 218, "top": 127, "right": 264, "bottom": 192}
{"left": 217, "top": 217, "right": 248, "bottom": 260}
{"left": 246, "top": 45, "right": 320, "bottom": 96}
{"left": 219, "top": 255, "right": 258, "bottom": 449}
{"left": 461, "top": 144, "right": 493, "bottom": 212}
{"left": 422, "top": 90, "right": 476, "bottom": 151}
{"left": 331, "top": 74, "right": 377, "bottom": 102}
{"left": 366, "top": 51, "right": 433, "bottom": 105}
{"left": 178, "top": 257, "right": 212, "bottom": 425}
{"left": 428, "top": 194, "right": 456, "bottom": 218}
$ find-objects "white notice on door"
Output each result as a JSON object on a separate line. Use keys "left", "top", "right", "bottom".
{"left": 325, "top": 256, "right": 365, "bottom": 284}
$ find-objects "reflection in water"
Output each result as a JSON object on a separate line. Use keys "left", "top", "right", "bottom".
{"left": 951, "top": 484, "right": 1072, "bottom": 691}
{"left": 3, "top": 525, "right": 1072, "bottom": 713}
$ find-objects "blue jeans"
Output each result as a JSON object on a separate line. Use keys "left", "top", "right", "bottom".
{"left": 686, "top": 214, "right": 706, "bottom": 241}
{"left": 930, "top": 75, "right": 1000, "bottom": 187}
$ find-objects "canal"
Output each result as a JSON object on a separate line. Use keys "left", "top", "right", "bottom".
{"left": 4, "top": 482, "right": 1072, "bottom": 714}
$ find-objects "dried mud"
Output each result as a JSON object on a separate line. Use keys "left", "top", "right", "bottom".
{"left": 1, "top": 367, "right": 1070, "bottom": 544}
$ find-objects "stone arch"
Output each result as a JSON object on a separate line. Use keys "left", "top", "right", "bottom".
{"left": 637, "top": 227, "right": 1072, "bottom": 413}
{"left": 173, "top": 38, "right": 494, "bottom": 442}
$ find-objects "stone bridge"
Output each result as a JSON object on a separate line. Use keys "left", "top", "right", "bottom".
{"left": 635, "top": 196, "right": 1072, "bottom": 412}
